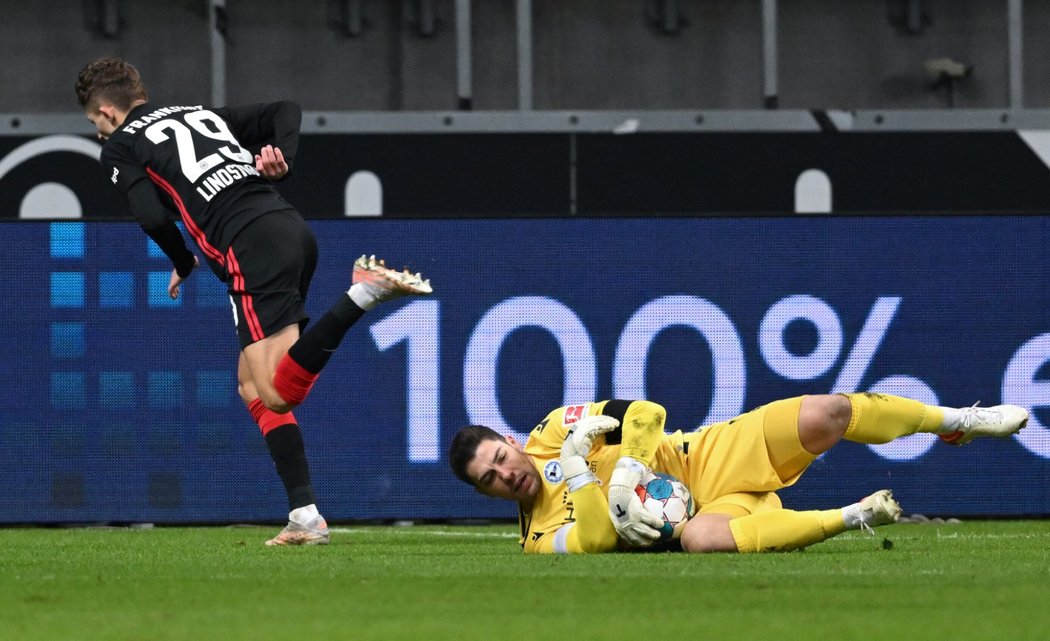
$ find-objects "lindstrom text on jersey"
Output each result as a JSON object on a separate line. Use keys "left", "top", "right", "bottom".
{"left": 195, "top": 163, "right": 262, "bottom": 202}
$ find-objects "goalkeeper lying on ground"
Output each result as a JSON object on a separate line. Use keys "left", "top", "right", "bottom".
{"left": 448, "top": 394, "right": 1028, "bottom": 554}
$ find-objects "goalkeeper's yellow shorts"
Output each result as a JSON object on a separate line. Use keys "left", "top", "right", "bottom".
{"left": 674, "top": 396, "right": 811, "bottom": 515}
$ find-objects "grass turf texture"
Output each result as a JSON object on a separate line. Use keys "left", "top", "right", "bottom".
{"left": 2, "top": 521, "right": 1048, "bottom": 641}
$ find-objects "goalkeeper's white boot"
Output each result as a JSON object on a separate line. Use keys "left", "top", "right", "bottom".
{"left": 265, "top": 515, "right": 330, "bottom": 546}
{"left": 938, "top": 404, "right": 1029, "bottom": 446}
{"left": 843, "top": 490, "right": 901, "bottom": 535}
{"left": 350, "top": 255, "right": 432, "bottom": 309}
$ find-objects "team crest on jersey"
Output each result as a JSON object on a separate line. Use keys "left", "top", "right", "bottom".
{"left": 543, "top": 460, "right": 564, "bottom": 484}
{"left": 562, "top": 404, "right": 590, "bottom": 425}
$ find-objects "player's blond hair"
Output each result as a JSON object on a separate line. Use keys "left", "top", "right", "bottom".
{"left": 75, "top": 58, "right": 148, "bottom": 111}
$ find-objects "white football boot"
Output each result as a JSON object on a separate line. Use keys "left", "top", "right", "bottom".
{"left": 939, "top": 404, "right": 1029, "bottom": 446}
{"left": 855, "top": 489, "right": 902, "bottom": 535}
{"left": 265, "top": 515, "right": 330, "bottom": 546}
{"left": 841, "top": 490, "right": 902, "bottom": 537}
{"left": 352, "top": 254, "right": 433, "bottom": 304}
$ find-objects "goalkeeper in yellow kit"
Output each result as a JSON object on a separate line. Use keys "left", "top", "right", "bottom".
{"left": 448, "top": 394, "right": 1028, "bottom": 554}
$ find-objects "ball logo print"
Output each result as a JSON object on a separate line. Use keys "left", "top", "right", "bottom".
{"left": 634, "top": 471, "right": 694, "bottom": 541}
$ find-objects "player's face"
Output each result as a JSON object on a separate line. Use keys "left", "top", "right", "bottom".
{"left": 85, "top": 105, "right": 119, "bottom": 141}
{"left": 467, "top": 437, "right": 541, "bottom": 502}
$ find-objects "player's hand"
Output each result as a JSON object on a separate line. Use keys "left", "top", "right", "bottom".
{"left": 169, "top": 255, "right": 199, "bottom": 299}
{"left": 560, "top": 415, "right": 619, "bottom": 460}
{"left": 608, "top": 456, "right": 664, "bottom": 547}
{"left": 255, "top": 145, "right": 288, "bottom": 180}
{"left": 559, "top": 415, "right": 619, "bottom": 492}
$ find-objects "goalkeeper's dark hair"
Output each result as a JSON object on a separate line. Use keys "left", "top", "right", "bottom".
{"left": 449, "top": 425, "right": 506, "bottom": 486}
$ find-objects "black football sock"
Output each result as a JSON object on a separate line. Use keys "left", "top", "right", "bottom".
{"left": 264, "top": 424, "right": 317, "bottom": 511}
{"left": 287, "top": 294, "right": 366, "bottom": 373}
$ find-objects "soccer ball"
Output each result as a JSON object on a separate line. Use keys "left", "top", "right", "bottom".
{"left": 634, "top": 471, "right": 695, "bottom": 542}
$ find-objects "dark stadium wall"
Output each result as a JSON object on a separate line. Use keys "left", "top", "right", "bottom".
{"left": 4, "top": 131, "right": 1050, "bottom": 219}
{"left": 9, "top": 0, "right": 1050, "bottom": 112}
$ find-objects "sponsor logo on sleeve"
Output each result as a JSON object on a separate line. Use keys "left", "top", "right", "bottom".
{"left": 563, "top": 404, "right": 590, "bottom": 425}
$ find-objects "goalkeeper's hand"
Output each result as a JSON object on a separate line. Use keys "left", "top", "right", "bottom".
{"left": 559, "top": 415, "right": 620, "bottom": 492}
{"left": 607, "top": 456, "right": 664, "bottom": 547}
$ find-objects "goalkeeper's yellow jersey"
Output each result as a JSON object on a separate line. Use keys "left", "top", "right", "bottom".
{"left": 519, "top": 400, "right": 689, "bottom": 554}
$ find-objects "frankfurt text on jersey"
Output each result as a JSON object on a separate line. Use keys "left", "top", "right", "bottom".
{"left": 121, "top": 105, "right": 203, "bottom": 134}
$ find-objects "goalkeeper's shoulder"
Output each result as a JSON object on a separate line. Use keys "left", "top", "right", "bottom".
{"left": 594, "top": 399, "right": 667, "bottom": 419}
{"left": 525, "top": 401, "right": 623, "bottom": 453}
{"left": 525, "top": 405, "right": 573, "bottom": 446}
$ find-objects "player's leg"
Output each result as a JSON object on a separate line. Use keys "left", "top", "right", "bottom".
{"left": 228, "top": 211, "right": 426, "bottom": 411}
{"left": 782, "top": 393, "right": 934, "bottom": 464}
{"left": 775, "top": 394, "right": 1030, "bottom": 476}
{"left": 243, "top": 324, "right": 300, "bottom": 413}
{"left": 832, "top": 393, "right": 1028, "bottom": 447}
{"left": 725, "top": 490, "right": 901, "bottom": 553}
{"left": 679, "top": 513, "right": 737, "bottom": 552}
{"left": 268, "top": 253, "right": 433, "bottom": 409}
{"left": 237, "top": 351, "right": 328, "bottom": 546}
{"left": 680, "top": 491, "right": 901, "bottom": 553}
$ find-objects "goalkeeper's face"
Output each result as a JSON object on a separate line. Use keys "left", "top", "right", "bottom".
{"left": 467, "top": 436, "right": 542, "bottom": 503}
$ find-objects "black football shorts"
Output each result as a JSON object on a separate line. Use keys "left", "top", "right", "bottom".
{"left": 222, "top": 209, "right": 318, "bottom": 348}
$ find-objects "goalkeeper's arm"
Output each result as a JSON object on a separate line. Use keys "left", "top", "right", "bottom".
{"left": 525, "top": 483, "right": 619, "bottom": 554}
{"left": 524, "top": 415, "right": 622, "bottom": 554}
{"left": 603, "top": 399, "right": 667, "bottom": 465}
{"left": 603, "top": 400, "right": 668, "bottom": 547}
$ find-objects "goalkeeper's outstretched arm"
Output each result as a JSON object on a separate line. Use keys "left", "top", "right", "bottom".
{"left": 601, "top": 399, "right": 668, "bottom": 465}
{"left": 525, "top": 401, "right": 670, "bottom": 553}
{"left": 525, "top": 415, "right": 623, "bottom": 554}
{"left": 525, "top": 482, "right": 619, "bottom": 554}
{"left": 603, "top": 400, "right": 669, "bottom": 548}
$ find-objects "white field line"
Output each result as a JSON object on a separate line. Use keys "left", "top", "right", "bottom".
{"left": 329, "top": 527, "right": 519, "bottom": 538}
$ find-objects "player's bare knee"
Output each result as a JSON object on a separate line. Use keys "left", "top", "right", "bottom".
{"left": 800, "top": 394, "right": 851, "bottom": 440}
{"left": 236, "top": 382, "right": 256, "bottom": 405}
{"left": 681, "top": 533, "right": 737, "bottom": 553}
{"left": 681, "top": 516, "right": 738, "bottom": 553}
{"left": 825, "top": 394, "right": 853, "bottom": 433}
{"left": 258, "top": 388, "right": 295, "bottom": 414}
{"left": 680, "top": 530, "right": 711, "bottom": 553}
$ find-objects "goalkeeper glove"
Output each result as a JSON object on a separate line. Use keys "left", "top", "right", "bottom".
{"left": 560, "top": 415, "right": 620, "bottom": 492}
{"left": 608, "top": 456, "right": 664, "bottom": 547}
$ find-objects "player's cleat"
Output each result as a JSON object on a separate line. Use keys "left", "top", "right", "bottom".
{"left": 264, "top": 516, "right": 330, "bottom": 546}
{"left": 938, "top": 403, "right": 1029, "bottom": 446}
{"left": 352, "top": 254, "right": 433, "bottom": 302}
{"left": 856, "top": 489, "right": 902, "bottom": 535}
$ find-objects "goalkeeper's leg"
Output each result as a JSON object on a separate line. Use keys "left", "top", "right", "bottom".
{"left": 772, "top": 393, "right": 1027, "bottom": 484}
{"left": 681, "top": 490, "right": 901, "bottom": 553}
{"left": 789, "top": 393, "right": 943, "bottom": 459}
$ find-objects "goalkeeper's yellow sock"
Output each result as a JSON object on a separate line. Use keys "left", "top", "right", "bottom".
{"left": 728, "top": 509, "right": 846, "bottom": 553}
{"left": 841, "top": 392, "right": 945, "bottom": 445}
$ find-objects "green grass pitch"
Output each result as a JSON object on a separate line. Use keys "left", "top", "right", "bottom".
{"left": 2, "top": 521, "right": 1049, "bottom": 641}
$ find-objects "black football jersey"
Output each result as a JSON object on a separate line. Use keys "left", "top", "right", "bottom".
{"left": 101, "top": 103, "right": 298, "bottom": 264}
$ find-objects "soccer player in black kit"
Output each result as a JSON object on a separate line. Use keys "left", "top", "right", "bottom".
{"left": 76, "top": 58, "right": 432, "bottom": 545}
